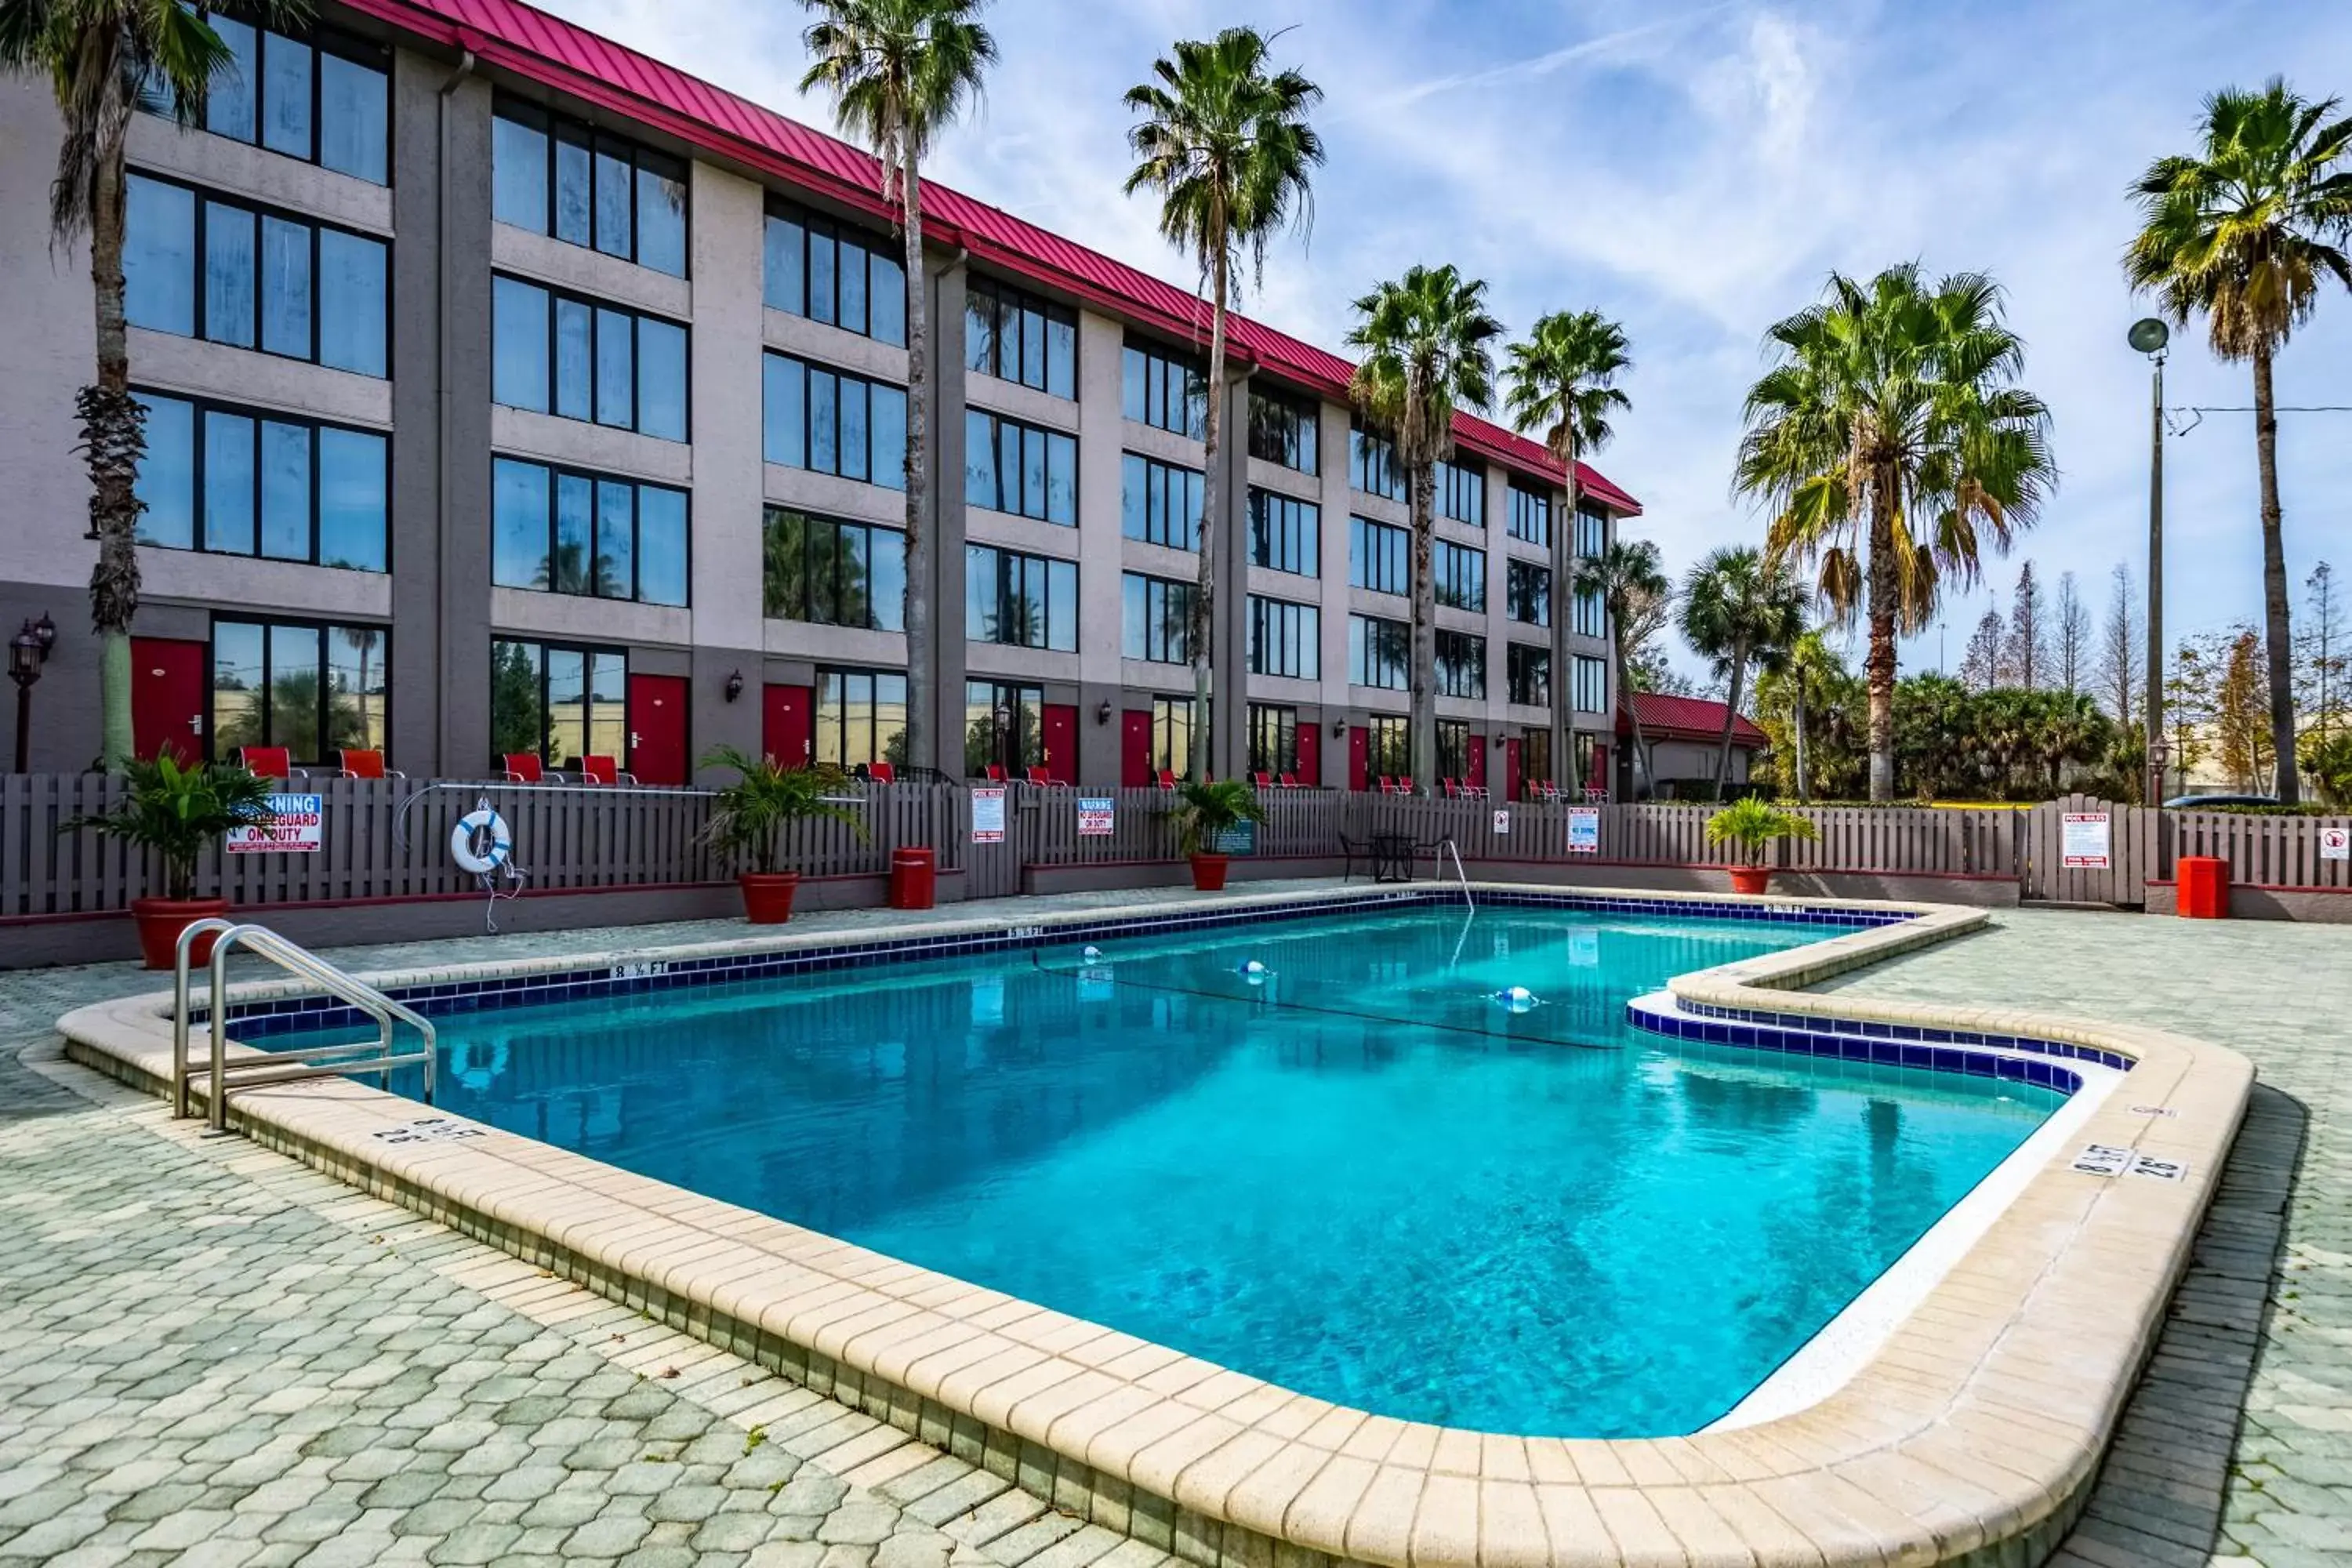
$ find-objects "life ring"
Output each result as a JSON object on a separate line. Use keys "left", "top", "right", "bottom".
{"left": 451, "top": 808, "right": 512, "bottom": 875}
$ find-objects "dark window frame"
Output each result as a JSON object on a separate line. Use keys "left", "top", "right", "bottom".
{"left": 492, "top": 454, "right": 690, "bottom": 606}
{"left": 1436, "top": 629, "right": 1487, "bottom": 699}
{"left": 495, "top": 273, "right": 691, "bottom": 441}
{"left": 1247, "top": 594, "right": 1320, "bottom": 681}
{"left": 1248, "top": 703, "right": 1299, "bottom": 775}
{"left": 1435, "top": 456, "right": 1486, "bottom": 528}
{"left": 1507, "top": 558, "right": 1551, "bottom": 626}
{"left": 1247, "top": 386, "right": 1319, "bottom": 474}
{"left": 140, "top": 17, "right": 391, "bottom": 184}
{"left": 762, "top": 506, "right": 906, "bottom": 631}
{"left": 1121, "top": 452, "right": 1203, "bottom": 550}
{"left": 1437, "top": 718, "right": 1473, "bottom": 781}
{"left": 965, "top": 543, "right": 1079, "bottom": 652}
{"left": 1573, "top": 585, "right": 1607, "bottom": 637}
{"left": 966, "top": 679, "right": 1047, "bottom": 775}
{"left": 1433, "top": 538, "right": 1486, "bottom": 612}
{"left": 1248, "top": 488, "right": 1321, "bottom": 578}
{"left": 1349, "top": 422, "right": 1406, "bottom": 503}
{"left": 761, "top": 349, "right": 908, "bottom": 489}
{"left": 208, "top": 612, "right": 392, "bottom": 767}
{"left": 764, "top": 195, "right": 907, "bottom": 344}
{"left": 815, "top": 665, "right": 910, "bottom": 769}
{"left": 1121, "top": 339, "right": 1207, "bottom": 440}
{"left": 494, "top": 95, "right": 690, "bottom": 277}
{"left": 965, "top": 408, "right": 1077, "bottom": 524}
{"left": 965, "top": 274, "right": 1076, "bottom": 397}
{"left": 1575, "top": 506, "right": 1609, "bottom": 558}
{"left": 488, "top": 637, "right": 630, "bottom": 770}
{"left": 1348, "top": 612, "right": 1409, "bottom": 690}
{"left": 1121, "top": 572, "right": 1195, "bottom": 666}
{"left": 1366, "top": 715, "right": 1408, "bottom": 779}
{"left": 132, "top": 387, "right": 390, "bottom": 572}
{"left": 1507, "top": 642, "right": 1552, "bottom": 707}
{"left": 1348, "top": 515, "right": 1410, "bottom": 596}
{"left": 1573, "top": 653, "right": 1610, "bottom": 714}
{"left": 1507, "top": 478, "right": 1554, "bottom": 547}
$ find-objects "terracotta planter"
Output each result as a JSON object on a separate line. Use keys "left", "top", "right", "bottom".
{"left": 738, "top": 872, "right": 800, "bottom": 924}
{"left": 1727, "top": 865, "right": 1773, "bottom": 896}
{"left": 132, "top": 896, "right": 232, "bottom": 971}
{"left": 1189, "top": 853, "right": 1230, "bottom": 892}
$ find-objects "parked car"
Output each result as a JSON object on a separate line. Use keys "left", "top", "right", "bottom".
{"left": 2164, "top": 793, "right": 2278, "bottom": 809}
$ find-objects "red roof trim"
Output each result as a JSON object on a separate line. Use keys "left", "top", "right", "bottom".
{"left": 346, "top": 0, "right": 1639, "bottom": 514}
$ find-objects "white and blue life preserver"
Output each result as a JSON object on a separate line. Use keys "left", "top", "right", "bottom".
{"left": 451, "top": 806, "right": 513, "bottom": 876}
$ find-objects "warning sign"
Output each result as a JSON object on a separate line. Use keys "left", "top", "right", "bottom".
{"left": 2061, "top": 812, "right": 2111, "bottom": 869}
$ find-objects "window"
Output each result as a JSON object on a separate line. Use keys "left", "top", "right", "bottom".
{"left": 491, "top": 457, "right": 688, "bottom": 606}
{"left": 1573, "top": 654, "right": 1609, "bottom": 714}
{"left": 1574, "top": 586, "right": 1607, "bottom": 638}
{"left": 1508, "top": 644, "right": 1552, "bottom": 707}
{"left": 1348, "top": 614, "right": 1407, "bottom": 690}
{"left": 124, "top": 174, "right": 387, "bottom": 376}
{"left": 1247, "top": 597, "right": 1320, "bottom": 681}
{"left": 965, "top": 410, "right": 1076, "bottom": 524}
{"left": 1248, "top": 705, "right": 1298, "bottom": 775}
{"left": 1507, "top": 560, "right": 1551, "bottom": 626}
{"left": 1248, "top": 490, "right": 1319, "bottom": 577}
{"left": 1574, "top": 732, "right": 1601, "bottom": 789}
{"left": 816, "top": 668, "right": 908, "bottom": 770}
{"left": 1247, "top": 387, "right": 1319, "bottom": 474}
{"left": 211, "top": 617, "right": 388, "bottom": 764}
{"left": 965, "top": 681, "right": 1045, "bottom": 776}
{"left": 142, "top": 18, "right": 389, "bottom": 184}
{"left": 966, "top": 546, "right": 1077, "bottom": 652}
{"left": 763, "top": 509, "right": 906, "bottom": 631}
{"left": 1434, "top": 539, "right": 1486, "bottom": 612}
{"left": 493, "top": 100, "right": 688, "bottom": 277}
{"left": 965, "top": 276, "right": 1074, "bottom": 397}
{"left": 1366, "top": 715, "right": 1407, "bottom": 780}
{"left": 1148, "top": 695, "right": 1196, "bottom": 780}
{"left": 1349, "top": 423, "right": 1405, "bottom": 502}
{"left": 1122, "top": 573, "right": 1194, "bottom": 665}
{"left": 1121, "top": 454, "right": 1202, "bottom": 551}
{"left": 1348, "top": 516, "right": 1409, "bottom": 596}
{"left": 1436, "top": 630, "right": 1486, "bottom": 699}
{"left": 1521, "top": 728, "right": 1554, "bottom": 790}
{"left": 1122, "top": 339, "right": 1206, "bottom": 439}
{"left": 132, "top": 391, "right": 386, "bottom": 571}
{"left": 764, "top": 198, "right": 907, "bottom": 345}
{"left": 1437, "top": 719, "right": 1472, "bottom": 782}
{"left": 1436, "top": 457, "right": 1486, "bottom": 528}
{"left": 1575, "top": 506, "right": 1608, "bottom": 558}
{"left": 1507, "top": 479, "right": 1553, "bottom": 547}
{"left": 762, "top": 351, "right": 907, "bottom": 487}
{"left": 490, "top": 640, "right": 627, "bottom": 769}
{"left": 495, "top": 277, "right": 688, "bottom": 440}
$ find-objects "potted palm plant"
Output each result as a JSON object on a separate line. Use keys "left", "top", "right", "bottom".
{"left": 1172, "top": 779, "right": 1267, "bottom": 892}
{"left": 67, "top": 756, "right": 278, "bottom": 968}
{"left": 697, "top": 746, "right": 867, "bottom": 924}
{"left": 1704, "top": 797, "right": 1819, "bottom": 895}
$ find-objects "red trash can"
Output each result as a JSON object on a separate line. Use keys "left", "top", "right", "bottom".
{"left": 889, "top": 846, "right": 937, "bottom": 910}
{"left": 2177, "top": 855, "right": 2229, "bottom": 919}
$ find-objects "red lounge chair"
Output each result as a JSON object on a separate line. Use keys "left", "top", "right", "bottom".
{"left": 1441, "top": 778, "right": 1461, "bottom": 798}
{"left": 1377, "top": 776, "right": 1395, "bottom": 794}
{"left": 1025, "top": 766, "right": 1052, "bottom": 786}
{"left": 235, "top": 746, "right": 304, "bottom": 781}
{"left": 579, "top": 755, "right": 636, "bottom": 786}
{"left": 985, "top": 763, "right": 1008, "bottom": 782}
{"left": 1398, "top": 776, "right": 1415, "bottom": 795}
{"left": 335, "top": 749, "right": 403, "bottom": 780}
{"left": 1251, "top": 771, "right": 1272, "bottom": 789}
{"left": 503, "top": 753, "right": 567, "bottom": 783}
{"left": 1156, "top": 769, "right": 1178, "bottom": 791}
{"left": 1278, "top": 772, "right": 1299, "bottom": 789}
{"left": 867, "top": 761, "right": 895, "bottom": 784}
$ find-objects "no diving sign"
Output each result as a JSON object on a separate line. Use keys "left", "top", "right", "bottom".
{"left": 2324, "top": 826, "right": 2350, "bottom": 863}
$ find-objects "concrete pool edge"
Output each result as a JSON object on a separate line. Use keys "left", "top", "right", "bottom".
{"left": 55, "top": 885, "right": 2252, "bottom": 1568}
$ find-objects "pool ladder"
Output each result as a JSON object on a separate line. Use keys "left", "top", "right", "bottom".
{"left": 172, "top": 919, "right": 437, "bottom": 1134}
{"left": 1435, "top": 837, "right": 1473, "bottom": 910}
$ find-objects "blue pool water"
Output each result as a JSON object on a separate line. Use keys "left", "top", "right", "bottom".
{"left": 314, "top": 906, "right": 2060, "bottom": 1436}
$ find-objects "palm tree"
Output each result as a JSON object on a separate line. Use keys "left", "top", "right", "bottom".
{"left": 2126, "top": 82, "right": 2352, "bottom": 804}
{"left": 2, "top": 1, "right": 309, "bottom": 770}
{"left": 1573, "top": 538, "right": 1668, "bottom": 799}
{"left": 1346, "top": 264, "right": 1503, "bottom": 789}
{"left": 798, "top": 0, "right": 996, "bottom": 775}
{"left": 1502, "top": 309, "right": 1631, "bottom": 795}
{"left": 1759, "top": 629, "right": 1846, "bottom": 802}
{"left": 1737, "top": 264, "right": 2055, "bottom": 802}
{"left": 1123, "top": 27, "right": 1323, "bottom": 781}
{"left": 1679, "top": 547, "right": 1807, "bottom": 800}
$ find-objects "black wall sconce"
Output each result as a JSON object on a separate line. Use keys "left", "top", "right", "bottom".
{"left": 9, "top": 612, "right": 56, "bottom": 773}
{"left": 1095, "top": 700, "right": 1112, "bottom": 725}
{"left": 723, "top": 670, "right": 745, "bottom": 703}
{"left": 1330, "top": 717, "right": 1347, "bottom": 737}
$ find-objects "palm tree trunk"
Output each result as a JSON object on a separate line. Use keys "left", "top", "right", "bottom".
{"left": 86, "top": 137, "right": 143, "bottom": 774}
{"left": 1191, "top": 240, "right": 1227, "bottom": 784}
{"left": 1794, "top": 685, "right": 1810, "bottom": 803}
{"left": 1615, "top": 629, "right": 1650, "bottom": 800}
{"left": 898, "top": 151, "right": 934, "bottom": 773}
{"left": 2252, "top": 342, "right": 2298, "bottom": 803}
{"left": 1408, "top": 459, "right": 1436, "bottom": 790}
{"left": 1866, "top": 485, "right": 1897, "bottom": 802}
{"left": 1715, "top": 644, "right": 1746, "bottom": 800}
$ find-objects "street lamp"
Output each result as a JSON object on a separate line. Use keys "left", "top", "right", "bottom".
{"left": 9, "top": 614, "right": 55, "bottom": 774}
{"left": 2129, "top": 318, "right": 2169, "bottom": 804}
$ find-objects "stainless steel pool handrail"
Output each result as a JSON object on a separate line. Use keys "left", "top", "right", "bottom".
{"left": 172, "top": 920, "right": 437, "bottom": 1131}
{"left": 1435, "top": 838, "right": 1473, "bottom": 909}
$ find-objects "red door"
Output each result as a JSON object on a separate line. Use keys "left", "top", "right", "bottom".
{"left": 763, "top": 684, "right": 812, "bottom": 769}
{"left": 1588, "top": 742, "right": 1609, "bottom": 800}
{"left": 132, "top": 637, "right": 207, "bottom": 764}
{"left": 1468, "top": 735, "right": 1486, "bottom": 792}
{"left": 1504, "top": 738, "right": 1522, "bottom": 802}
{"left": 627, "top": 673, "right": 688, "bottom": 785}
{"left": 1348, "top": 725, "right": 1369, "bottom": 792}
{"left": 1041, "top": 704, "right": 1078, "bottom": 785}
{"left": 1120, "top": 710, "right": 1151, "bottom": 786}
{"left": 1294, "top": 724, "right": 1319, "bottom": 786}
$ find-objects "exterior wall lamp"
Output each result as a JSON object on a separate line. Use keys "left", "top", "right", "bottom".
{"left": 1095, "top": 700, "right": 1112, "bottom": 725}
{"left": 724, "top": 669, "right": 745, "bottom": 703}
{"left": 10, "top": 612, "right": 56, "bottom": 773}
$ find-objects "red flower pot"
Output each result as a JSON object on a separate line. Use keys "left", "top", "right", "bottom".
{"left": 1189, "top": 853, "right": 1230, "bottom": 892}
{"left": 1727, "top": 866, "right": 1773, "bottom": 896}
{"left": 738, "top": 872, "right": 800, "bottom": 924}
{"left": 131, "top": 896, "right": 233, "bottom": 971}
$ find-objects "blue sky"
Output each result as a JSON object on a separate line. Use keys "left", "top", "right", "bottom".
{"left": 544, "top": 0, "right": 2352, "bottom": 681}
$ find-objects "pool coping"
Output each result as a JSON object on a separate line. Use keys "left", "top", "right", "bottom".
{"left": 55, "top": 883, "right": 2253, "bottom": 1568}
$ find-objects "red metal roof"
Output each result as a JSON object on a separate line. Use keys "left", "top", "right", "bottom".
{"left": 1619, "top": 693, "right": 1768, "bottom": 747}
{"left": 344, "top": 0, "right": 1640, "bottom": 514}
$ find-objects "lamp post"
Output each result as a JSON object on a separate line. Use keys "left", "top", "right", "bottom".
{"left": 9, "top": 614, "right": 55, "bottom": 773}
{"left": 2129, "top": 318, "right": 2169, "bottom": 804}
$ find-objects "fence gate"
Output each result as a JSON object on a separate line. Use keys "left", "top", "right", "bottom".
{"left": 2020, "top": 795, "right": 2156, "bottom": 906}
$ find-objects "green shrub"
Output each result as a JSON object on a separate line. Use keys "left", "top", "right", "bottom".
{"left": 1703, "top": 797, "right": 1820, "bottom": 866}
{"left": 64, "top": 756, "right": 277, "bottom": 901}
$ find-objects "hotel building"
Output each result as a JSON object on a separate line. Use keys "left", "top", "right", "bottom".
{"left": 0, "top": 0, "right": 1641, "bottom": 795}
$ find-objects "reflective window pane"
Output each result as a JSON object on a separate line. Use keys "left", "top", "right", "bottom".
{"left": 587, "top": 652, "right": 626, "bottom": 762}
{"left": 635, "top": 158, "right": 687, "bottom": 276}
{"left": 764, "top": 354, "right": 804, "bottom": 466}
{"left": 260, "top": 215, "right": 310, "bottom": 358}
{"left": 492, "top": 111, "right": 549, "bottom": 230}
{"left": 207, "top": 19, "right": 258, "bottom": 142}
{"left": 1046, "top": 433, "right": 1076, "bottom": 525}
{"left": 964, "top": 410, "right": 994, "bottom": 509}
{"left": 554, "top": 474, "right": 593, "bottom": 593}
{"left": 592, "top": 140, "right": 632, "bottom": 258}
{"left": 871, "top": 385, "right": 906, "bottom": 492}
{"left": 260, "top": 419, "right": 310, "bottom": 561}
{"left": 764, "top": 214, "right": 805, "bottom": 312}
{"left": 593, "top": 307, "right": 633, "bottom": 427}
{"left": 838, "top": 377, "right": 868, "bottom": 482}
{"left": 268, "top": 623, "right": 323, "bottom": 760}
{"left": 211, "top": 622, "right": 266, "bottom": 756}
{"left": 637, "top": 488, "right": 688, "bottom": 607}
{"left": 546, "top": 648, "right": 586, "bottom": 766}
{"left": 554, "top": 132, "right": 592, "bottom": 246}
{"left": 132, "top": 394, "right": 195, "bottom": 548}
{"left": 870, "top": 252, "right": 906, "bottom": 346}
{"left": 328, "top": 624, "right": 387, "bottom": 751}
{"left": 316, "top": 229, "right": 385, "bottom": 376}
{"left": 808, "top": 369, "right": 837, "bottom": 473}
{"left": 203, "top": 201, "right": 256, "bottom": 347}
{"left": 261, "top": 32, "right": 312, "bottom": 158}
{"left": 595, "top": 480, "right": 634, "bottom": 599}
{"left": 553, "top": 296, "right": 590, "bottom": 419}
{"left": 492, "top": 457, "right": 549, "bottom": 590}
{"left": 838, "top": 242, "right": 867, "bottom": 336}
{"left": 316, "top": 427, "right": 385, "bottom": 571}
{"left": 869, "top": 527, "right": 905, "bottom": 631}
{"left": 808, "top": 232, "right": 836, "bottom": 325}
{"left": 492, "top": 277, "right": 548, "bottom": 412}
{"left": 318, "top": 52, "right": 388, "bottom": 184}
{"left": 489, "top": 641, "right": 544, "bottom": 764}
{"left": 636, "top": 317, "right": 687, "bottom": 441}
{"left": 124, "top": 176, "right": 195, "bottom": 335}
{"left": 202, "top": 412, "right": 255, "bottom": 554}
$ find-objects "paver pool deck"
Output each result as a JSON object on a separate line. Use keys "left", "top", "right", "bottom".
{"left": 1, "top": 891, "right": 2342, "bottom": 1566}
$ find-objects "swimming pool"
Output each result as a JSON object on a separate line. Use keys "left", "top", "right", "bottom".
{"left": 276, "top": 898, "right": 2062, "bottom": 1437}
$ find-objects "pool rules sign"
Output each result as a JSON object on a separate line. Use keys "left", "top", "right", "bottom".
{"left": 2061, "top": 811, "right": 2111, "bottom": 869}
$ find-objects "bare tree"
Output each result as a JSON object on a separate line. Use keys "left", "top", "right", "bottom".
{"left": 2298, "top": 561, "right": 2348, "bottom": 748}
{"left": 2054, "top": 570, "right": 2090, "bottom": 692}
{"left": 2099, "top": 564, "right": 2143, "bottom": 727}
{"left": 2003, "top": 561, "right": 2046, "bottom": 689}
{"left": 1961, "top": 609, "right": 2005, "bottom": 691}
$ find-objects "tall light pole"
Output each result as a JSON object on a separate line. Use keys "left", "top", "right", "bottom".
{"left": 2129, "top": 318, "right": 2169, "bottom": 804}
